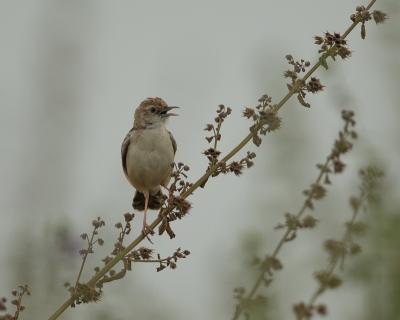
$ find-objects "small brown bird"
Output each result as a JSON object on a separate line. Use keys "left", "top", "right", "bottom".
{"left": 121, "top": 97, "right": 178, "bottom": 236}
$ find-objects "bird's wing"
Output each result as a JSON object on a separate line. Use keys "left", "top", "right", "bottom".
{"left": 168, "top": 130, "right": 177, "bottom": 155}
{"left": 121, "top": 128, "right": 133, "bottom": 179}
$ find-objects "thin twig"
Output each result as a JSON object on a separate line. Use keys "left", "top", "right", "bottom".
{"left": 306, "top": 194, "right": 366, "bottom": 309}
{"left": 75, "top": 230, "right": 96, "bottom": 286}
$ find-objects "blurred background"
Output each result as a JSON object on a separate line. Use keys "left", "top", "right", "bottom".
{"left": 1, "top": 1, "right": 399, "bottom": 319}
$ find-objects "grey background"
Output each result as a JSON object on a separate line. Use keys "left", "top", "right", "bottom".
{"left": 1, "top": 1, "right": 399, "bottom": 319}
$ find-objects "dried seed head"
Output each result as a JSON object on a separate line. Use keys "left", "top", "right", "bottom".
{"left": 156, "top": 264, "right": 166, "bottom": 272}
{"left": 92, "top": 219, "right": 105, "bottom": 228}
{"left": 302, "top": 215, "right": 318, "bottom": 228}
{"left": 356, "top": 5, "right": 365, "bottom": 12}
{"left": 311, "top": 183, "right": 326, "bottom": 200}
{"left": 245, "top": 160, "right": 254, "bottom": 168}
{"left": 341, "top": 110, "right": 356, "bottom": 126}
{"left": 169, "top": 195, "right": 192, "bottom": 218}
{"left": 269, "top": 256, "right": 283, "bottom": 270}
{"left": 131, "top": 250, "right": 141, "bottom": 260}
{"left": 79, "top": 249, "right": 88, "bottom": 256}
{"left": 335, "top": 133, "right": 353, "bottom": 153}
{"left": 229, "top": 161, "right": 244, "bottom": 176}
{"left": 205, "top": 136, "right": 213, "bottom": 143}
{"left": 124, "top": 212, "right": 135, "bottom": 222}
{"left": 252, "top": 134, "right": 262, "bottom": 147}
{"left": 314, "top": 35, "right": 324, "bottom": 44}
{"left": 372, "top": 10, "right": 388, "bottom": 24}
{"left": 102, "top": 256, "right": 112, "bottom": 265}
{"left": 337, "top": 46, "right": 352, "bottom": 59}
{"left": 285, "top": 54, "right": 293, "bottom": 62}
{"left": 293, "top": 302, "right": 312, "bottom": 318}
{"left": 333, "top": 159, "right": 346, "bottom": 173}
{"left": 260, "top": 109, "right": 282, "bottom": 132}
{"left": 203, "top": 148, "right": 221, "bottom": 157}
{"left": 242, "top": 107, "right": 257, "bottom": 120}
{"left": 324, "top": 239, "right": 346, "bottom": 262}
{"left": 139, "top": 247, "right": 154, "bottom": 260}
{"left": 283, "top": 70, "right": 298, "bottom": 79}
{"left": 306, "top": 77, "right": 325, "bottom": 93}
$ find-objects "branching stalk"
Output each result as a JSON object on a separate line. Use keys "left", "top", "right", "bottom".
{"left": 48, "top": 1, "right": 378, "bottom": 319}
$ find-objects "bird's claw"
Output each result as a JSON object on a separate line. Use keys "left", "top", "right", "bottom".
{"left": 141, "top": 223, "right": 155, "bottom": 243}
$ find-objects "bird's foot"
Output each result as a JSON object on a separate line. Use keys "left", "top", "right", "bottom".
{"left": 141, "top": 223, "right": 155, "bottom": 243}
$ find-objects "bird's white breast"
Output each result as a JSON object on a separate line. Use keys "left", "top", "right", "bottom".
{"left": 126, "top": 126, "right": 174, "bottom": 195}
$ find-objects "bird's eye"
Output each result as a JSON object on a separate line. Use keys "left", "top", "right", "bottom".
{"left": 150, "top": 107, "right": 156, "bottom": 113}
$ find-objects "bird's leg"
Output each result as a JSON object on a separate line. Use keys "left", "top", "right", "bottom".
{"left": 142, "top": 191, "right": 155, "bottom": 240}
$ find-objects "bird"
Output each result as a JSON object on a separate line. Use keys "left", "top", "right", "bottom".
{"left": 121, "top": 97, "right": 178, "bottom": 237}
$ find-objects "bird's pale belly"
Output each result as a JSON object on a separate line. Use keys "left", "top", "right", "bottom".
{"left": 126, "top": 130, "right": 174, "bottom": 195}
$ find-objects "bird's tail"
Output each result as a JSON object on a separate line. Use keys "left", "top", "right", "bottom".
{"left": 132, "top": 190, "right": 163, "bottom": 211}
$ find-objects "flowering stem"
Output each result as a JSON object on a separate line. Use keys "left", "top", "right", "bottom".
{"left": 48, "top": 1, "right": 377, "bottom": 319}
{"left": 231, "top": 157, "right": 331, "bottom": 320}
{"left": 305, "top": 194, "right": 366, "bottom": 314}
{"left": 75, "top": 230, "right": 96, "bottom": 286}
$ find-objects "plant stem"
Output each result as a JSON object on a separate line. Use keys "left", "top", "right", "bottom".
{"left": 231, "top": 157, "right": 330, "bottom": 320}
{"left": 75, "top": 231, "right": 96, "bottom": 286}
{"left": 48, "top": 1, "right": 376, "bottom": 319}
{"left": 305, "top": 194, "right": 366, "bottom": 313}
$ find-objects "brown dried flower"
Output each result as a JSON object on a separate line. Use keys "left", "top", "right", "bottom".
{"left": 229, "top": 161, "right": 244, "bottom": 176}
{"left": 138, "top": 247, "right": 154, "bottom": 260}
{"left": 306, "top": 77, "right": 325, "bottom": 93}
{"left": 302, "top": 215, "right": 318, "bottom": 228}
{"left": 372, "top": 10, "right": 388, "bottom": 24}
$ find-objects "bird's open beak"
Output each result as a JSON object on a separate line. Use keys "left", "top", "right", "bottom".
{"left": 161, "top": 106, "right": 179, "bottom": 117}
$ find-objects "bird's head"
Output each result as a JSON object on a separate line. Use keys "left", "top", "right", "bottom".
{"left": 133, "top": 97, "right": 179, "bottom": 129}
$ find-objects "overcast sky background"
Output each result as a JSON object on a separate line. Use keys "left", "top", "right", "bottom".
{"left": 1, "top": 1, "right": 399, "bottom": 319}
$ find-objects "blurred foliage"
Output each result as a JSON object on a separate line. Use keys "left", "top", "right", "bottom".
{"left": 350, "top": 202, "right": 400, "bottom": 320}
